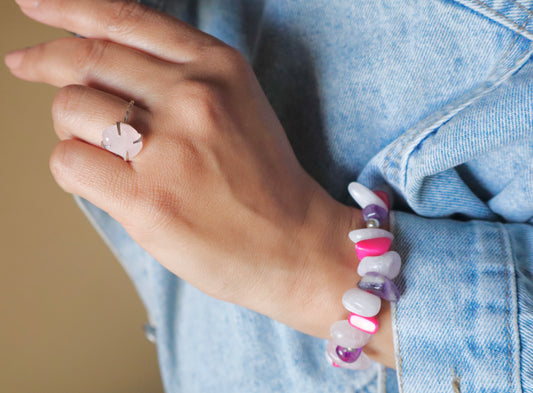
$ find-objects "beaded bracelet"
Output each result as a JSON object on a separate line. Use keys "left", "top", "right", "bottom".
{"left": 325, "top": 182, "right": 401, "bottom": 370}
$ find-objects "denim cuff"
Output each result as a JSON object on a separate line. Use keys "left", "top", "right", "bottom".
{"left": 390, "top": 211, "right": 524, "bottom": 392}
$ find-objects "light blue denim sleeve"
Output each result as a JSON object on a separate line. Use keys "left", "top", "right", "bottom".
{"left": 387, "top": 213, "right": 532, "bottom": 392}
{"left": 357, "top": 35, "right": 533, "bottom": 391}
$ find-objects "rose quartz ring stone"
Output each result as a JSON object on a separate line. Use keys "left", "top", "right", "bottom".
{"left": 101, "top": 122, "right": 143, "bottom": 161}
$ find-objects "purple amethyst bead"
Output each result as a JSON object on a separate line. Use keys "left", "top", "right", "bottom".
{"left": 362, "top": 204, "right": 389, "bottom": 226}
{"left": 358, "top": 272, "right": 400, "bottom": 302}
{"left": 335, "top": 346, "right": 362, "bottom": 363}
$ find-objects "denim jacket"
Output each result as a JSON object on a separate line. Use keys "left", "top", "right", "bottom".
{"left": 75, "top": 0, "right": 533, "bottom": 391}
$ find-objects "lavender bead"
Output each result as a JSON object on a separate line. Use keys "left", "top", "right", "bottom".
{"left": 348, "top": 228, "right": 393, "bottom": 243}
{"left": 342, "top": 288, "right": 381, "bottom": 317}
{"left": 362, "top": 204, "right": 389, "bottom": 226}
{"left": 358, "top": 272, "right": 400, "bottom": 302}
{"left": 357, "top": 251, "right": 402, "bottom": 279}
{"left": 336, "top": 346, "right": 362, "bottom": 363}
{"left": 330, "top": 320, "right": 371, "bottom": 348}
{"left": 326, "top": 340, "right": 372, "bottom": 370}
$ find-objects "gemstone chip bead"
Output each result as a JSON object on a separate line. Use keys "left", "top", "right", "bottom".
{"left": 357, "top": 251, "right": 401, "bottom": 279}
{"left": 357, "top": 272, "right": 400, "bottom": 302}
{"left": 342, "top": 288, "right": 381, "bottom": 317}
{"left": 330, "top": 320, "right": 371, "bottom": 348}
{"left": 355, "top": 237, "right": 392, "bottom": 260}
{"left": 362, "top": 204, "right": 389, "bottom": 226}
{"left": 326, "top": 341, "right": 372, "bottom": 370}
{"left": 348, "top": 182, "right": 388, "bottom": 211}
{"left": 336, "top": 346, "right": 362, "bottom": 363}
{"left": 348, "top": 228, "right": 393, "bottom": 243}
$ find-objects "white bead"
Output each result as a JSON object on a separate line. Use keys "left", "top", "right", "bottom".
{"left": 358, "top": 251, "right": 402, "bottom": 279}
{"left": 348, "top": 228, "right": 393, "bottom": 243}
{"left": 330, "top": 320, "right": 371, "bottom": 348}
{"left": 348, "top": 182, "right": 388, "bottom": 211}
{"left": 342, "top": 288, "right": 381, "bottom": 317}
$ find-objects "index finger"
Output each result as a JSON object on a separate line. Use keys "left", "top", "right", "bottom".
{"left": 15, "top": 0, "right": 222, "bottom": 63}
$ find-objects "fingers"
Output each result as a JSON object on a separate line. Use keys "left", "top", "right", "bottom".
{"left": 49, "top": 138, "right": 138, "bottom": 219}
{"left": 6, "top": 37, "right": 180, "bottom": 106}
{"left": 15, "top": 0, "right": 221, "bottom": 63}
{"left": 52, "top": 84, "right": 152, "bottom": 147}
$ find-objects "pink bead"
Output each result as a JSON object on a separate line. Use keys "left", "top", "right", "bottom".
{"left": 355, "top": 237, "right": 392, "bottom": 260}
{"left": 348, "top": 313, "right": 379, "bottom": 334}
{"left": 374, "top": 191, "right": 390, "bottom": 210}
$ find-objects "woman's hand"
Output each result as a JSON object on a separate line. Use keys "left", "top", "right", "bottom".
{"left": 5, "top": 0, "right": 394, "bottom": 368}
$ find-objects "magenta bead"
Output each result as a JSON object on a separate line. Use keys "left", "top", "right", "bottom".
{"left": 362, "top": 204, "right": 389, "bottom": 226}
{"left": 355, "top": 237, "right": 392, "bottom": 260}
{"left": 335, "top": 346, "right": 362, "bottom": 363}
{"left": 374, "top": 191, "right": 390, "bottom": 209}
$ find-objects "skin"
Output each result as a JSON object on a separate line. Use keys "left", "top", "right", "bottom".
{"left": 5, "top": 0, "right": 395, "bottom": 369}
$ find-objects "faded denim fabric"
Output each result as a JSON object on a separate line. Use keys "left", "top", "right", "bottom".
{"left": 75, "top": 1, "right": 533, "bottom": 392}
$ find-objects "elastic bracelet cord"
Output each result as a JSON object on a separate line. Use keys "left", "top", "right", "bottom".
{"left": 325, "top": 182, "right": 401, "bottom": 370}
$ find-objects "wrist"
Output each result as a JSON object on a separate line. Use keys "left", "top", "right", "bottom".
{"left": 291, "top": 186, "right": 395, "bottom": 369}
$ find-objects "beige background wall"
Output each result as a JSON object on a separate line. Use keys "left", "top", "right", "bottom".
{"left": 1, "top": 3, "right": 163, "bottom": 392}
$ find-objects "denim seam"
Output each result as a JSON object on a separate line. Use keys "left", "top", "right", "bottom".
{"left": 499, "top": 222, "right": 523, "bottom": 393}
{"left": 377, "top": 365, "right": 386, "bottom": 393}
{"left": 500, "top": 222, "right": 515, "bottom": 390}
{"left": 389, "top": 212, "right": 405, "bottom": 393}
{"left": 391, "top": 302, "right": 404, "bottom": 393}
{"left": 394, "top": 37, "right": 533, "bottom": 191}
{"left": 456, "top": 0, "right": 533, "bottom": 40}
{"left": 510, "top": 0, "right": 533, "bottom": 16}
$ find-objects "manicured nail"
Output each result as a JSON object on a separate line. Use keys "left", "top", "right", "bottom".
{"left": 15, "top": 0, "right": 40, "bottom": 8}
{"left": 5, "top": 49, "right": 26, "bottom": 69}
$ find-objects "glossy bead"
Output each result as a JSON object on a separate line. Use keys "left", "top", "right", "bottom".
{"left": 349, "top": 228, "right": 393, "bottom": 243}
{"left": 348, "top": 313, "right": 379, "bottom": 334}
{"left": 362, "top": 204, "right": 389, "bottom": 226}
{"left": 342, "top": 288, "right": 381, "bottom": 317}
{"left": 348, "top": 182, "right": 388, "bottom": 211}
{"left": 355, "top": 237, "right": 392, "bottom": 260}
{"left": 326, "top": 340, "right": 372, "bottom": 370}
{"left": 330, "top": 320, "right": 371, "bottom": 348}
{"left": 358, "top": 272, "right": 400, "bottom": 302}
{"left": 374, "top": 190, "right": 390, "bottom": 209}
{"left": 336, "top": 346, "right": 362, "bottom": 363}
{"left": 358, "top": 251, "right": 401, "bottom": 279}
{"left": 366, "top": 218, "right": 380, "bottom": 228}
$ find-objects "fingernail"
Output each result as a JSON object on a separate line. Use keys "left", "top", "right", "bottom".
{"left": 15, "top": 0, "right": 40, "bottom": 8}
{"left": 5, "top": 49, "right": 25, "bottom": 69}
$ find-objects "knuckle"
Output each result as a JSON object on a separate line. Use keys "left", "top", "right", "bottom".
{"left": 203, "top": 44, "right": 250, "bottom": 76}
{"left": 104, "top": 1, "right": 148, "bottom": 34}
{"left": 179, "top": 80, "right": 224, "bottom": 130}
{"left": 75, "top": 39, "right": 111, "bottom": 77}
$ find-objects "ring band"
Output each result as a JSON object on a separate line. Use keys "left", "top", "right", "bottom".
{"left": 101, "top": 100, "right": 143, "bottom": 161}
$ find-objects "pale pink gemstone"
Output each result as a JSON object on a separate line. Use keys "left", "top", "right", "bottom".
{"left": 101, "top": 122, "right": 143, "bottom": 161}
